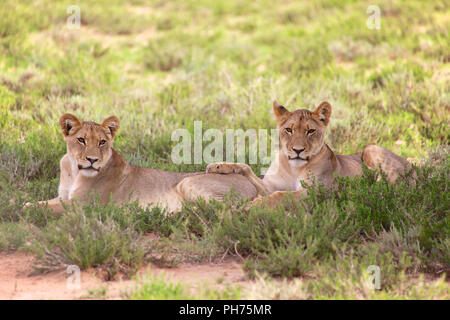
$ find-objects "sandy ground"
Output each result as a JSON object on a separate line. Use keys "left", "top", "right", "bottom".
{"left": 0, "top": 251, "right": 247, "bottom": 300}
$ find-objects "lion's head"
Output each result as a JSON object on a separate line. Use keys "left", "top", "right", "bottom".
{"left": 59, "top": 114, "right": 120, "bottom": 177}
{"left": 273, "top": 100, "right": 332, "bottom": 168}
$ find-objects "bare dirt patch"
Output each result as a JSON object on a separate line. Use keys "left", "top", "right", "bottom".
{"left": 0, "top": 251, "right": 247, "bottom": 300}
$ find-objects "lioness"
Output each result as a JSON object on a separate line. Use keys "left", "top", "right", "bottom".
{"left": 206, "top": 101, "right": 412, "bottom": 206}
{"left": 25, "top": 114, "right": 257, "bottom": 215}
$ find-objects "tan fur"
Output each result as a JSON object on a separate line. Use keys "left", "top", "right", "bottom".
{"left": 24, "top": 114, "right": 257, "bottom": 215}
{"left": 206, "top": 101, "right": 412, "bottom": 207}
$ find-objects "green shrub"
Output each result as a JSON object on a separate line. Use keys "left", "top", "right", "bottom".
{"left": 0, "top": 222, "right": 29, "bottom": 251}
{"left": 78, "top": 197, "right": 177, "bottom": 236}
{"left": 27, "top": 203, "right": 150, "bottom": 280}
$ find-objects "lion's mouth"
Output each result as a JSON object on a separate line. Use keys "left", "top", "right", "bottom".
{"left": 288, "top": 156, "right": 309, "bottom": 161}
{"left": 78, "top": 165, "right": 100, "bottom": 172}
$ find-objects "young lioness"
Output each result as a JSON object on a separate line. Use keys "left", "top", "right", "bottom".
{"left": 206, "top": 101, "right": 412, "bottom": 206}
{"left": 24, "top": 114, "right": 257, "bottom": 215}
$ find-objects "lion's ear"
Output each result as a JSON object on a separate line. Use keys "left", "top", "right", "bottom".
{"left": 102, "top": 116, "right": 120, "bottom": 138}
{"left": 273, "top": 100, "right": 290, "bottom": 124}
{"left": 59, "top": 114, "right": 81, "bottom": 136}
{"left": 313, "top": 101, "right": 332, "bottom": 126}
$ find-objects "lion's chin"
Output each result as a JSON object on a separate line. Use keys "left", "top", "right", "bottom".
{"left": 288, "top": 159, "right": 308, "bottom": 168}
{"left": 79, "top": 168, "right": 100, "bottom": 177}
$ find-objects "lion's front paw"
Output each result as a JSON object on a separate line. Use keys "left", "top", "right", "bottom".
{"left": 248, "top": 192, "right": 285, "bottom": 209}
{"left": 206, "top": 162, "right": 243, "bottom": 174}
{"left": 23, "top": 202, "right": 33, "bottom": 211}
{"left": 249, "top": 195, "right": 264, "bottom": 207}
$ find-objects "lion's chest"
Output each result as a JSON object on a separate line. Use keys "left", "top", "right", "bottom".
{"left": 68, "top": 175, "right": 85, "bottom": 199}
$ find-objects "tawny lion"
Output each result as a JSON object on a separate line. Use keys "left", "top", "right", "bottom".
{"left": 24, "top": 114, "right": 257, "bottom": 215}
{"left": 206, "top": 101, "right": 412, "bottom": 207}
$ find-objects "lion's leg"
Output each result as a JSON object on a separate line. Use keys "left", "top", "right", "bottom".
{"left": 23, "top": 155, "right": 75, "bottom": 216}
{"left": 176, "top": 173, "right": 258, "bottom": 203}
{"left": 250, "top": 189, "right": 307, "bottom": 209}
{"left": 24, "top": 198, "right": 66, "bottom": 216}
{"left": 362, "top": 144, "right": 412, "bottom": 183}
{"left": 206, "top": 162, "right": 270, "bottom": 196}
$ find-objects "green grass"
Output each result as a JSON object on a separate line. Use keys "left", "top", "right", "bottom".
{"left": 126, "top": 273, "right": 242, "bottom": 300}
{"left": 0, "top": 0, "right": 448, "bottom": 299}
{"left": 245, "top": 272, "right": 449, "bottom": 300}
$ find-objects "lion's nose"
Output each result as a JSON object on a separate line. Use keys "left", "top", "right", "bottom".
{"left": 86, "top": 157, "right": 98, "bottom": 164}
{"left": 292, "top": 147, "right": 305, "bottom": 155}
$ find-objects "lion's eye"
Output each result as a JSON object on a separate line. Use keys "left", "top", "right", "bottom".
{"left": 285, "top": 128, "right": 293, "bottom": 134}
{"left": 99, "top": 140, "right": 106, "bottom": 146}
{"left": 77, "top": 137, "right": 86, "bottom": 145}
{"left": 307, "top": 129, "right": 316, "bottom": 135}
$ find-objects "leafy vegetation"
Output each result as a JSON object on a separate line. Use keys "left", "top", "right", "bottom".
{"left": 127, "top": 273, "right": 242, "bottom": 300}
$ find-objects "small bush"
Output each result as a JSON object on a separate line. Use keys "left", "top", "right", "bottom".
{"left": 220, "top": 199, "right": 361, "bottom": 277}
{"left": 0, "top": 222, "right": 29, "bottom": 251}
{"left": 27, "top": 203, "right": 151, "bottom": 280}
{"left": 78, "top": 197, "right": 177, "bottom": 236}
